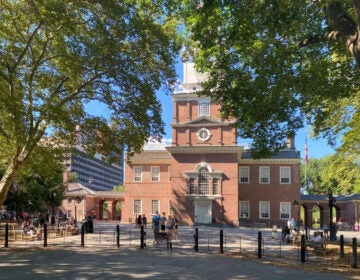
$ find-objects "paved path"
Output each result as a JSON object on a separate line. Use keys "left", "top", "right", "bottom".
{"left": 0, "top": 223, "right": 358, "bottom": 279}
{"left": 0, "top": 246, "right": 352, "bottom": 280}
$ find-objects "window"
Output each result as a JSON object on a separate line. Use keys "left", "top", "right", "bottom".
{"left": 239, "top": 201, "right": 250, "bottom": 218}
{"left": 198, "top": 100, "right": 210, "bottom": 116}
{"left": 280, "top": 202, "right": 290, "bottom": 219}
{"left": 259, "top": 202, "right": 270, "bottom": 219}
{"left": 133, "top": 200, "right": 142, "bottom": 214}
{"left": 197, "top": 127, "right": 211, "bottom": 141}
{"left": 280, "top": 167, "right": 291, "bottom": 184}
{"left": 259, "top": 166, "right": 270, "bottom": 184}
{"left": 189, "top": 178, "right": 195, "bottom": 194}
{"left": 134, "top": 167, "right": 142, "bottom": 182}
{"left": 198, "top": 167, "right": 210, "bottom": 194}
{"left": 239, "top": 167, "right": 249, "bottom": 183}
{"left": 151, "top": 166, "right": 160, "bottom": 182}
{"left": 213, "top": 178, "right": 220, "bottom": 195}
{"left": 151, "top": 200, "right": 159, "bottom": 215}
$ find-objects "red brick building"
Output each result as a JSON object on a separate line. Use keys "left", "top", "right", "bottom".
{"left": 122, "top": 52, "right": 301, "bottom": 226}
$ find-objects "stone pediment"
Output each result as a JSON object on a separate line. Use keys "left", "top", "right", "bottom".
{"left": 184, "top": 116, "right": 221, "bottom": 125}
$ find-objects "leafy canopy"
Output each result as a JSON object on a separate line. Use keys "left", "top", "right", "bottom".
{"left": 182, "top": 1, "right": 360, "bottom": 158}
{"left": 0, "top": 0, "right": 182, "bottom": 206}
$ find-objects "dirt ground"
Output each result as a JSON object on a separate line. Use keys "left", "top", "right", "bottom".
{"left": 228, "top": 243, "right": 360, "bottom": 279}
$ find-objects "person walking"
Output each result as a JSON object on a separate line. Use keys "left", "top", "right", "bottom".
{"left": 152, "top": 212, "right": 160, "bottom": 243}
{"left": 160, "top": 212, "right": 167, "bottom": 232}
{"left": 142, "top": 214, "right": 147, "bottom": 229}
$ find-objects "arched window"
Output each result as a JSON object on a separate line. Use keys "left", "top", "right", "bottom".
{"left": 198, "top": 167, "right": 210, "bottom": 195}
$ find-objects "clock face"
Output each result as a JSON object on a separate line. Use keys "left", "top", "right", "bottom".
{"left": 197, "top": 128, "right": 210, "bottom": 141}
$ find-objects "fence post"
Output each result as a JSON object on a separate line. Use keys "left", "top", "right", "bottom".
{"left": 352, "top": 237, "right": 357, "bottom": 269}
{"left": 4, "top": 223, "right": 8, "bottom": 248}
{"left": 257, "top": 231, "right": 262, "bottom": 258}
{"left": 220, "top": 229, "right": 224, "bottom": 254}
{"left": 116, "top": 225, "right": 120, "bottom": 248}
{"left": 140, "top": 225, "right": 145, "bottom": 249}
{"left": 194, "top": 228, "right": 199, "bottom": 252}
{"left": 81, "top": 224, "right": 85, "bottom": 247}
{"left": 300, "top": 234, "right": 306, "bottom": 263}
{"left": 43, "top": 224, "right": 47, "bottom": 247}
{"left": 339, "top": 235, "right": 344, "bottom": 258}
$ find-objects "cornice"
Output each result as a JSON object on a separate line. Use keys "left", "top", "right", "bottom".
{"left": 166, "top": 146, "right": 243, "bottom": 155}
{"left": 239, "top": 158, "right": 301, "bottom": 164}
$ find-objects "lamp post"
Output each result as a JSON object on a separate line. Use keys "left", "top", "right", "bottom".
{"left": 328, "top": 193, "right": 336, "bottom": 241}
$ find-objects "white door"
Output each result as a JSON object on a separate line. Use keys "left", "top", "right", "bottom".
{"left": 195, "top": 202, "right": 212, "bottom": 224}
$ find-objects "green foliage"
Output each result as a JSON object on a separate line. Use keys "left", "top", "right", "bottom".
{"left": 181, "top": 1, "right": 360, "bottom": 158}
{"left": 0, "top": 0, "right": 182, "bottom": 205}
{"left": 301, "top": 155, "right": 360, "bottom": 195}
{"left": 4, "top": 145, "right": 65, "bottom": 213}
{"left": 113, "top": 185, "right": 125, "bottom": 192}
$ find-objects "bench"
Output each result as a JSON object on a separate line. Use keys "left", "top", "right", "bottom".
{"left": 307, "top": 238, "right": 327, "bottom": 256}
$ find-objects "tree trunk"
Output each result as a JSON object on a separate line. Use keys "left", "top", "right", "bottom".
{"left": 0, "top": 151, "right": 27, "bottom": 207}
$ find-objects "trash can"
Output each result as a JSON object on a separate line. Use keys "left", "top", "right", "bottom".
{"left": 272, "top": 225, "right": 278, "bottom": 239}
{"left": 87, "top": 216, "right": 94, "bottom": 233}
{"left": 282, "top": 225, "right": 289, "bottom": 242}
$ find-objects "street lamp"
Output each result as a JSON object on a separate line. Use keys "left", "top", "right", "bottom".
{"left": 293, "top": 200, "right": 300, "bottom": 230}
{"left": 328, "top": 193, "right": 336, "bottom": 241}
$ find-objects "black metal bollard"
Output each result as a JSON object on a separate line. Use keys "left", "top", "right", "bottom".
{"left": 116, "top": 225, "right": 120, "bottom": 248}
{"left": 43, "top": 224, "right": 48, "bottom": 247}
{"left": 352, "top": 237, "right": 357, "bottom": 269}
{"left": 4, "top": 223, "right": 8, "bottom": 248}
{"left": 140, "top": 225, "right": 145, "bottom": 249}
{"left": 194, "top": 228, "right": 199, "bottom": 252}
{"left": 300, "top": 234, "right": 306, "bottom": 263}
{"left": 81, "top": 224, "right": 85, "bottom": 247}
{"left": 220, "top": 229, "right": 224, "bottom": 254}
{"left": 339, "top": 235, "right": 344, "bottom": 258}
{"left": 258, "top": 231, "right": 262, "bottom": 258}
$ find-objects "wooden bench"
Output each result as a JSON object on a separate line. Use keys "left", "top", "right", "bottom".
{"left": 307, "top": 238, "right": 327, "bottom": 256}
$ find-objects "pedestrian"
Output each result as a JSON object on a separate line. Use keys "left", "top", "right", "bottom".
{"left": 173, "top": 216, "right": 178, "bottom": 240}
{"left": 160, "top": 212, "right": 167, "bottom": 232}
{"left": 152, "top": 212, "right": 160, "bottom": 243}
{"left": 142, "top": 214, "right": 147, "bottom": 229}
{"left": 136, "top": 215, "right": 142, "bottom": 228}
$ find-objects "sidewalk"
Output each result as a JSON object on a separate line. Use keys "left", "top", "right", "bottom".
{"left": 0, "top": 245, "right": 353, "bottom": 280}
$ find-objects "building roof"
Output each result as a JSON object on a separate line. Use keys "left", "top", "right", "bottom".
{"left": 127, "top": 150, "right": 172, "bottom": 165}
{"left": 241, "top": 149, "right": 301, "bottom": 160}
{"left": 301, "top": 193, "right": 360, "bottom": 202}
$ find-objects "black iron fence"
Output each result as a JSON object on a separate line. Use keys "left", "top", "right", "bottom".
{"left": 0, "top": 223, "right": 358, "bottom": 270}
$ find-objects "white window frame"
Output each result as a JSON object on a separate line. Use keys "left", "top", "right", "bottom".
{"left": 133, "top": 199, "right": 142, "bottom": 215}
{"left": 212, "top": 178, "right": 220, "bottom": 195}
{"left": 239, "top": 166, "right": 249, "bottom": 183}
{"left": 280, "top": 202, "right": 291, "bottom": 220}
{"left": 151, "top": 200, "right": 159, "bottom": 215}
{"left": 280, "top": 166, "right": 291, "bottom": 184}
{"left": 259, "top": 201, "right": 270, "bottom": 219}
{"left": 239, "top": 201, "right": 250, "bottom": 218}
{"left": 259, "top": 166, "right": 270, "bottom": 184}
{"left": 151, "top": 166, "right": 160, "bottom": 182}
{"left": 198, "top": 100, "right": 210, "bottom": 116}
{"left": 134, "top": 166, "right": 142, "bottom": 182}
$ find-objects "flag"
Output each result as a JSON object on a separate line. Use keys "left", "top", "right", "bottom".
{"left": 305, "top": 138, "right": 309, "bottom": 163}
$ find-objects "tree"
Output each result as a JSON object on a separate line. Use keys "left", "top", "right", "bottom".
{"left": 0, "top": 1, "right": 181, "bottom": 206}
{"left": 182, "top": 1, "right": 360, "bottom": 158}
{"left": 301, "top": 155, "right": 360, "bottom": 195}
{"left": 4, "top": 145, "right": 65, "bottom": 214}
